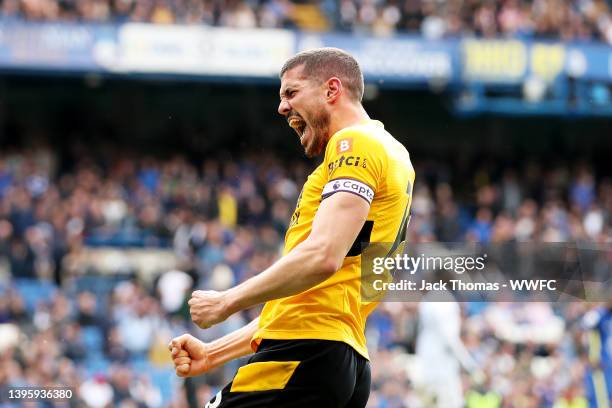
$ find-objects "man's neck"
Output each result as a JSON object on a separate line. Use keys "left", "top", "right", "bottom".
{"left": 327, "top": 104, "right": 370, "bottom": 138}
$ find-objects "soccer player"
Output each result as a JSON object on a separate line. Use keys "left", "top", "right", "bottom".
{"left": 169, "top": 48, "right": 415, "bottom": 407}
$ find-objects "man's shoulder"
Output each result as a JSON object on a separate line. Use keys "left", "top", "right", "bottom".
{"left": 331, "top": 121, "right": 385, "bottom": 143}
{"left": 325, "top": 121, "right": 389, "bottom": 160}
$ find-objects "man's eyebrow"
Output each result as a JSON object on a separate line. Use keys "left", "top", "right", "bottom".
{"left": 279, "top": 86, "right": 296, "bottom": 99}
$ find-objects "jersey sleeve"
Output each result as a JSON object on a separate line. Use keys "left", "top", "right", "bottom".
{"left": 322, "top": 129, "right": 385, "bottom": 205}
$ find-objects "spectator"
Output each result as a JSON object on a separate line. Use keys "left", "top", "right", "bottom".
{"left": 60, "top": 322, "right": 88, "bottom": 362}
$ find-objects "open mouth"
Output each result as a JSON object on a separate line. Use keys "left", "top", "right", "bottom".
{"left": 288, "top": 116, "right": 307, "bottom": 142}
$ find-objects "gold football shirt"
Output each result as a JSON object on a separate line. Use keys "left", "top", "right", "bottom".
{"left": 252, "top": 119, "right": 415, "bottom": 359}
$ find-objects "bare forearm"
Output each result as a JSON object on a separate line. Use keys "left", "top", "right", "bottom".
{"left": 226, "top": 241, "right": 337, "bottom": 314}
{"left": 207, "top": 317, "right": 259, "bottom": 369}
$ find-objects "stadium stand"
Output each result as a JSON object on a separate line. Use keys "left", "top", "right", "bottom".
{"left": 1, "top": 0, "right": 612, "bottom": 43}
{"left": 0, "top": 135, "right": 609, "bottom": 405}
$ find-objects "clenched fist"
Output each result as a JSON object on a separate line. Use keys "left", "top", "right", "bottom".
{"left": 188, "top": 290, "right": 232, "bottom": 329}
{"left": 168, "top": 334, "right": 211, "bottom": 377}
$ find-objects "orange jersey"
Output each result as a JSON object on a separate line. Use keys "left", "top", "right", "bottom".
{"left": 252, "top": 119, "right": 415, "bottom": 359}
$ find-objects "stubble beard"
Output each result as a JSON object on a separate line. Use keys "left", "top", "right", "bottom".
{"left": 304, "top": 106, "right": 330, "bottom": 158}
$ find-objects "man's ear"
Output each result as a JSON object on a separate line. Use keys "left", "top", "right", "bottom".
{"left": 326, "top": 77, "right": 342, "bottom": 102}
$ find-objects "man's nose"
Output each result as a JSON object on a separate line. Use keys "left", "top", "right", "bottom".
{"left": 278, "top": 99, "right": 291, "bottom": 116}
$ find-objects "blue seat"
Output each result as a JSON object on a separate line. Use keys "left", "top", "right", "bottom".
{"left": 73, "top": 275, "right": 115, "bottom": 295}
{"left": 13, "top": 278, "right": 57, "bottom": 311}
{"left": 81, "top": 326, "right": 104, "bottom": 350}
{"left": 130, "top": 359, "right": 176, "bottom": 405}
{"left": 149, "top": 366, "right": 177, "bottom": 405}
{"left": 83, "top": 354, "right": 111, "bottom": 377}
{"left": 69, "top": 275, "right": 129, "bottom": 314}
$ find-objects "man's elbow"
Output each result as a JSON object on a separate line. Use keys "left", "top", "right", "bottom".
{"left": 316, "top": 244, "right": 344, "bottom": 279}
{"left": 318, "top": 257, "right": 341, "bottom": 279}
{"left": 304, "top": 241, "right": 343, "bottom": 279}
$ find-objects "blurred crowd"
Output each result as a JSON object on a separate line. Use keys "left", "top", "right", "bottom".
{"left": 0, "top": 146, "right": 610, "bottom": 281}
{"left": 2, "top": 146, "right": 611, "bottom": 245}
{"left": 0, "top": 146, "right": 307, "bottom": 282}
{"left": 338, "top": 0, "right": 612, "bottom": 41}
{"left": 2, "top": 0, "right": 612, "bottom": 43}
{"left": 409, "top": 159, "right": 612, "bottom": 245}
{"left": 0, "top": 279, "right": 178, "bottom": 407}
{"left": 0, "top": 145, "right": 610, "bottom": 407}
{"left": 0, "top": 0, "right": 305, "bottom": 28}
{"left": 365, "top": 301, "right": 597, "bottom": 408}
{"left": 0, "top": 278, "right": 606, "bottom": 407}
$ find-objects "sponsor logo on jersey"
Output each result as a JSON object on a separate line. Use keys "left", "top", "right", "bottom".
{"left": 336, "top": 138, "right": 353, "bottom": 154}
{"left": 327, "top": 155, "right": 367, "bottom": 175}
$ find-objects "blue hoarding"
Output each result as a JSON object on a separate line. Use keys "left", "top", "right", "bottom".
{"left": 0, "top": 20, "right": 610, "bottom": 88}
{"left": 0, "top": 19, "right": 116, "bottom": 72}
{"left": 296, "top": 33, "right": 460, "bottom": 85}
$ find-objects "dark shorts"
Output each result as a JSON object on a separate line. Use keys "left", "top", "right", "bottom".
{"left": 205, "top": 339, "right": 371, "bottom": 408}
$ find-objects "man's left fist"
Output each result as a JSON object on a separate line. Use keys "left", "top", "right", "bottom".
{"left": 188, "top": 290, "right": 231, "bottom": 329}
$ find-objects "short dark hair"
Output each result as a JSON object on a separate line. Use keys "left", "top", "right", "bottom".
{"left": 280, "top": 47, "right": 364, "bottom": 103}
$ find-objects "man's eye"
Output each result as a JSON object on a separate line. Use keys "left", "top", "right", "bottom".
{"left": 289, "top": 90, "right": 296, "bottom": 97}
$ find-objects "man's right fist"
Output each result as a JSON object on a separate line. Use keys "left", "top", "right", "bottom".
{"left": 168, "top": 334, "right": 211, "bottom": 377}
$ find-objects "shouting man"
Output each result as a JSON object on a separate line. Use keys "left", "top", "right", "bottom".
{"left": 169, "top": 47, "right": 415, "bottom": 408}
